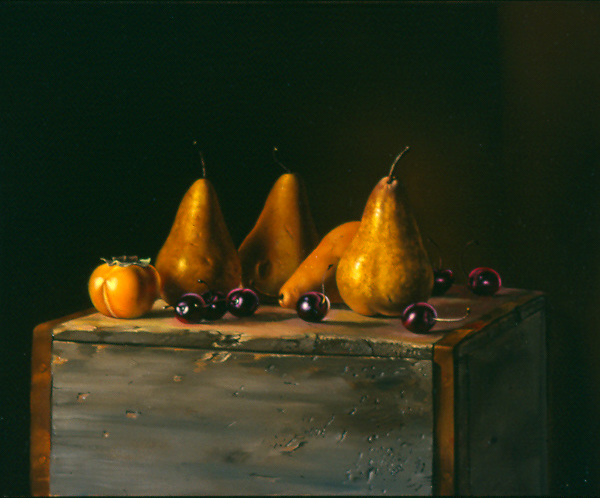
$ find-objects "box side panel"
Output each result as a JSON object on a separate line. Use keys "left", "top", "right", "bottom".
{"left": 455, "top": 309, "right": 547, "bottom": 495}
{"left": 50, "top": 342, "right": 434, "bottom": 496}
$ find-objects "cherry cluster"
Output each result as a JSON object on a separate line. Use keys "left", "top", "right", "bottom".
{"left": 430, "top": 239, "right": 502, "bottom": 297}
{"left": 397, "top": 239, "right": 502, "bottom": 334}
{"left": 174, "top": 283, "right": 468, "bottom": 333}
{"left": 174, "top": 284, "right": 259, "bottom": 324}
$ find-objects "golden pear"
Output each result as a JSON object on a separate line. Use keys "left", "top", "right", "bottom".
{"left": 336, "top": 147, "right": 433, "bottom": 316}
{"left": 238, "top": 153, "right": 319, "bottom": 298}
{"left": 155, "top": 163, "right": 241, "bottom": 305}
{"left": 279, "top": 221, "right": 360, "bottom": 308}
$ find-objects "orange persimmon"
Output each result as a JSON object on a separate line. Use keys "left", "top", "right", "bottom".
{"left": 88, "top": 256, "right": 160, "bottom": 319}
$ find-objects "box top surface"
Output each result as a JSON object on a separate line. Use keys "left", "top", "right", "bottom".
{"left": 50, "top": 286, "right": 543, "bottom": 359}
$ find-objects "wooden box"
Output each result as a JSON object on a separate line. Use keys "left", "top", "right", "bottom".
{"left": 31, "top": 286, "right": 547, "bottom": 496}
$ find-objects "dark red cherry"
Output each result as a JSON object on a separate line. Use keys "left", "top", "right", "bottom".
{"left": 297, "top": 291, "right": 330, "bottom": 323}
{"left": 433, "top": 268, "right": 455, "bottom": 296}
{"left": 401, "top": 303, "right": 438, "bottom": 334}
{"left": 461, "top": 240, "right": 502, "bottom": 296}
{"left": 401, "top": 302, "right": 471, "bottom": 334}
{"left": 174, "top": 293, "right": 205, "bottom": 324}
{"left": 196, "top": 279, "right": 227, "bottom": 320}
{"left": 428, "top": 237, "right": 455, "bottom": 296}
{"left": 227, "top": 288, "right": 259, "bottom": 317}
{"left": 468, "top": 267, "right": 501, "bottom": 296}
{"left": 199, "top": 290, "right": 227, "bottom": 321}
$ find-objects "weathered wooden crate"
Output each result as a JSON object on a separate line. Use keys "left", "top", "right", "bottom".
{"left": 31, "top": 286, "right": 547, "bottom": 496}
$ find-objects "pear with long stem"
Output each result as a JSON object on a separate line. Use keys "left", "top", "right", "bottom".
{"left": 238, "top": 147, "right": 319, "bottom": 299}
{"left": 155, "top": 144, "right": 242, "bottom": 305}
{"left": 336, "top": 146, "right": 433, "bottom": 316}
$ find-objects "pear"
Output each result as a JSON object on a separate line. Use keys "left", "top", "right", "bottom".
{"left": 155, "top": 153, "right": 241, "bottom": 305}
{"left": 279, "top": 221, "right": 360, "bottom": 309}
{"left": 238, "top": 149, "right": 319, "bottom": 298}
{"left": 336, "top": 147, "right": 433, "bottom": 316}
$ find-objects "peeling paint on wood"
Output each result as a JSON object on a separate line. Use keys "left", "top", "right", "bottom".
{"left": 50, "top": 343, "right": 434, "bottom": 496}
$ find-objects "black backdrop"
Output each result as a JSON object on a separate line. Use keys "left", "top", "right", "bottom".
{"left": 2, "top": 2, "right": 598, "bottom": 495}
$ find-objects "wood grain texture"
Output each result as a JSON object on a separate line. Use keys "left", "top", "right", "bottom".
{"left": 30, "top": 308, "right": 95, "bottom": 497}
{"left": 50, "top": 342, "right": 434, "bottom": 495}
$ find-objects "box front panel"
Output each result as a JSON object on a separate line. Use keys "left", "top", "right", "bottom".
{"left": 51, "top": 342, "right": 434, "bottom": 496}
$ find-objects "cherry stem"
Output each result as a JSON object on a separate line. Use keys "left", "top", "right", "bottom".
{"left": 193, "top": 141, "right": 207, "bottom": 178}
{"left": 387, "top": 145, "right": 410, "bottom": 183}
{"left": 321, "top": 264, "right": 334, "bottom": 295}
{"left": 436, "top": 307, "right": 471, "bottom": 322}
{"left": 427, "top": 237, "right": 443, "bottom": 270}
{"left": 272, "top": 146, "right": 291, "bottom": 174}
{"left": 460, "top": 239, "right": 479, "bottom": 278}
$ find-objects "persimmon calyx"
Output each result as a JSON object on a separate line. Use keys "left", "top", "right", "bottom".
{"left": 100, "top": 256, "right": 152, "bottom": 267}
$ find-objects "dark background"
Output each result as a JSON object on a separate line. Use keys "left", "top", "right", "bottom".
{"left": 2, "top": 2, "right": 599, "bottom": 495}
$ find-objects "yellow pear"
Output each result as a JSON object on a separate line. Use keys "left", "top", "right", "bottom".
{"left": 336, "top": 147, "right": 433, "bottom": 316}
{"left": 238, "top": 149, "right": 319, "bottom": 298}
{"left": 155, "top": 154, "right": 241, "bottom": 305}
{"left": 279, "top": 221, "right": 360, "bottom": 308}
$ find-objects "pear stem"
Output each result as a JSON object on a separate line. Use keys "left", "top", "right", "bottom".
{"left": 272, "top": 146, "right": 291, "bottom": 174}
{"left": 427, "top": 237, "right": 443, "bottom": 271}
{"left": 387, "top": 145, "right": 410, "bottom": 182}
{"left": 436, "top": 307, "right": 471, "bottom": 322}
{"left": 460, "top": 239, "right": 479, "bottom": 278}
{"left": 193, "top": 141, "right": 207, "bottom": 178}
